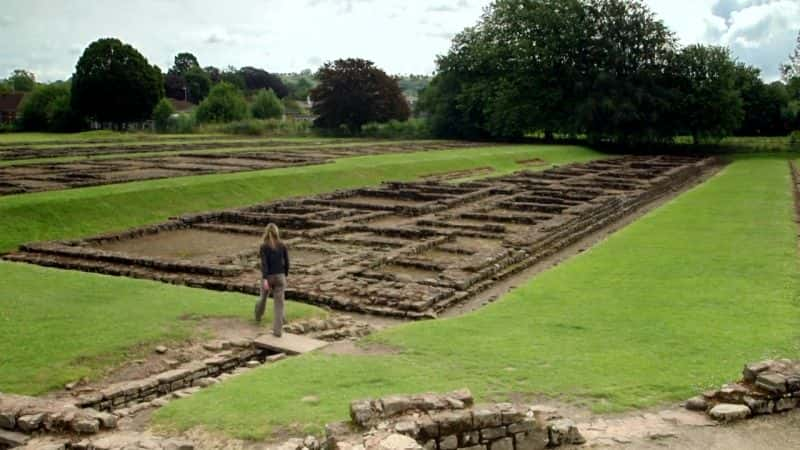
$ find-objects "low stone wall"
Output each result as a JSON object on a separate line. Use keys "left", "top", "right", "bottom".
{"left": 0, "top": 394, "right": 116, "bottom": 437}
{"left": 333, "top": 389, "right": 584, "bottom": 450}
{"left": 686, "top": 358, "right": 800, "bottom": 421}
{"left": 75, "top": 346, "right": 270, "bottom": 412}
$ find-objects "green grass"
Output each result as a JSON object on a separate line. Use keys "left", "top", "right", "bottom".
{"left": 154, "top": 156, "right": 800, "bottom": 439}
{"left": 0, "top": 145, "right": 601, "bottom": 252}
{"left": 0, "top": 261, "right": 323, "bottom": 395}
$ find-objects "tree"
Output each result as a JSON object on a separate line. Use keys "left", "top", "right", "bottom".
{"left": 734, "top": 65, "right": 790, "bottom": 136}
{"left": 152, "top": 98, "right": 175, "bottom": 132}
{"left": 782, "top": 30, "right": 800, "bottom": 81}
{"left": 172, "top": 52, "right": 199, "bottom": 77}
{"left": 164, "top": 52, "right": 210, "bottom": 103}
{"left": 311, "top": 58, "right": 410, "bottom": 133}
{"left": 195, "top": 82, "right": 248, "bottom": 123}
{"left": 220, "top": 66, "right": 246, "bottom": 90}
{"left": 288, "top": 77, "right": 314, "bottom": 100}
{"left": 71, "top": 38, "right": 164, "bottom": 127}
{"left": 10, "top": 70, "right": 36, "bottom": 92}
{"left": 239, "top": 67, "right": 289, "bottom": 97}
{"left": 672, "top": 45, "right": 743, "bottom": 143}
{"left": 164, "top": 71, "right": 186, "bottom": 100}
{"left": 205, "top": 66, "right": 222, "bottom": 84}
{"left": 19, "top": 83, "right": 86, "bottom": 132}
{"left": 419, "top": 0, "right": 677, "bottom": 143}
{"left": 251, "top": 89, "right": 284, "bottom": 119}
{"left": 183, "top": 66, "right": 211, "bottom": 103}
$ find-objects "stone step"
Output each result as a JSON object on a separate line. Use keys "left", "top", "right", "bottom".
{"left": 253, "top": 333, "right": 328, "bottom": 355}
{"left": 0, "top": 429, "right": 30, "bottom": 447}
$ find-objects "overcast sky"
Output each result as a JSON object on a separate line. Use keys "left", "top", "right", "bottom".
{"left": 1, "top": 0, "right": 798, "bottom": 83}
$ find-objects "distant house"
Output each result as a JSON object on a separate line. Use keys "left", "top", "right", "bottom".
{"left": 0, "top": 93, "right": 26, "bottom": 124}
{"left": 168, "top": 98, "right": 196, "bottom": 113}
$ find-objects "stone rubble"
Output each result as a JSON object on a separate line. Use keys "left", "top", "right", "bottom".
{"left": 686, "top": 358, "right": 800, "bottom": 422}
{"left": 0, "top": 394, "right": 117, "bottom": 437}
{"left": 283, "top": 315, "right": 374, "bottom": 342}
{"left": 11, "top": 432, "right": 194, "bottom": 450}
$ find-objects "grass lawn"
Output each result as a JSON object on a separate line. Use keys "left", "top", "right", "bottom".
{"left": 0, "top": 145, "right": 601, "bottom": 252}
{"left": 0, "top": 261, "right": 323, "bottom": 396}
{"left": 153, "top": 156, "right": 800, "bottom": 440}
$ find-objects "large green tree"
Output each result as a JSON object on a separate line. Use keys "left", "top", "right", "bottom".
{"left": 195, "top": 82, "right": 248, "bottom": 123}
{"left": 672, "top": 45, "right": 743, "bottom": 143}
{"left": 19, "top": 83, "right": 86, "bottom": 132}
{"left": 164, "top": 52, "right": 210, "bottom": 103}
{"left": 71, "top": 38, "right": 163, "bottom": 126}
{"left": 311, "top": 58, "right": 410, "bottom": 133}
{"left": 419, "top": 0, "right": 677, "bottom": 143}
{"left": 734, "top": 65, "right": 791, "bottom": 136}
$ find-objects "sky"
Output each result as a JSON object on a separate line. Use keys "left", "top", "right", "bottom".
{"left": 0, "top": 0, "right": 798, "bottom": 83}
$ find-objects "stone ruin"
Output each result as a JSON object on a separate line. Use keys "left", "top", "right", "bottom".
{"left": 686, "top": 358, "right": 800, "bottom": 422}
{"left": 0, "top": 141, "right": 480, "bottom": 195}
{"left": 321, "top": 389, "right": 584, "bottom": 450}
{"left": 5, "top": 155, "right": 719, "bottom": 318}
{"left": 0, "top": 338, "right": 287, "bottom": 449}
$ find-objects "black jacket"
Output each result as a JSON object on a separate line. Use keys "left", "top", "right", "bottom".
{"left": 260, "top": 243, "right": 289, "bottom": 277}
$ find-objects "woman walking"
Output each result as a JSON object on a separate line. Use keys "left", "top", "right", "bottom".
{"left": 255, "top": 223, "right": 290, "bottom": 337}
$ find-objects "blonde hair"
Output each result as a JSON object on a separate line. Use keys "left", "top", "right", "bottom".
{"left": 262, "top": 223, "right": 282, "bottom": 248}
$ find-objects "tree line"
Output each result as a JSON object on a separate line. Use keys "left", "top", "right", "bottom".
{"left": 417, "top": 0, "right": 800, "bottom": 144}
{"left": 5, "top": 1, "right": 799, "bottom": 141}
{"left": 5, "top": 37, "right": 411, "bottom": 134}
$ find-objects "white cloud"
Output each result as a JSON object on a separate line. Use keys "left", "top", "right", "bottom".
{"left": 0, "top": 0, "right": 797, "bottom": 82}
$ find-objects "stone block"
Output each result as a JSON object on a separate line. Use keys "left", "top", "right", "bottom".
{"left": 16, "top": 413, "right": 44, "bottom": 432}
{"left": 434, "top": 410, "right": 472, "bottom": 435}
{"left": 787, "top": 375, "right": 800, "bottom": 393}
{"left": 755, "top": 373, "right": 787, "bottom": 396}
{"left": 96, "top": 412, "right": 118, "bottom": 429}
{"left": 394, "top": 420, "right": 419, "bottom": 437}
{"left": 460, "top": 431, "right": 480, "bottom": 446}
{"left": 373, "top": 433, "right": 422, "bottom": 450}
{"left": 708, "top": 404, "right": 750, "bottom": 422}
{"left": 0, "top": 430, "right": 30, "bottom": 447}
{"left": 514, "top": 430, "right": 549, "bottom": 450}
{"left": 744, "top": 396, "right": 772, "bottom": 415}
{"left": 743, "top": 361, "right": 772, "bottom": 383}
{"left": 548, "top": 419, "right": 585, "bottom": 445}
{"left": 774, "top": 397, "right": 799, "bottom": 412}
{"left": 418, "top": 415, "right": 439, "bottom": 440}
{"left": 480, "top": 426, "right": 507, "bottom": 442}
{"left": 489, "top": 437, "right": 513, "bottom": 450}
{"left": 439, "top": 434, "right": 458, "bottom": 450}
{"left": 685, "top": 396, "right": 708, "bottom": 412}
{"left": 71, "top": 417, "right": 100, "bottom": 434}
{"left": 382, "top": 395, "right": 413, "bottom": 417}
{"left": 449, "top": 388, "right": 474, "bottom": 406}
{"left": 500, "top": 406, "right": 524, "bottom": 425}
{"left": 508, "top": 419, "right": 536, "bottom": 435}
{"left": 350, "top": 399, "right": 374, "bottom": 427}
{"left": 473, "top": 409, "right": 502, "bottom": 429}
